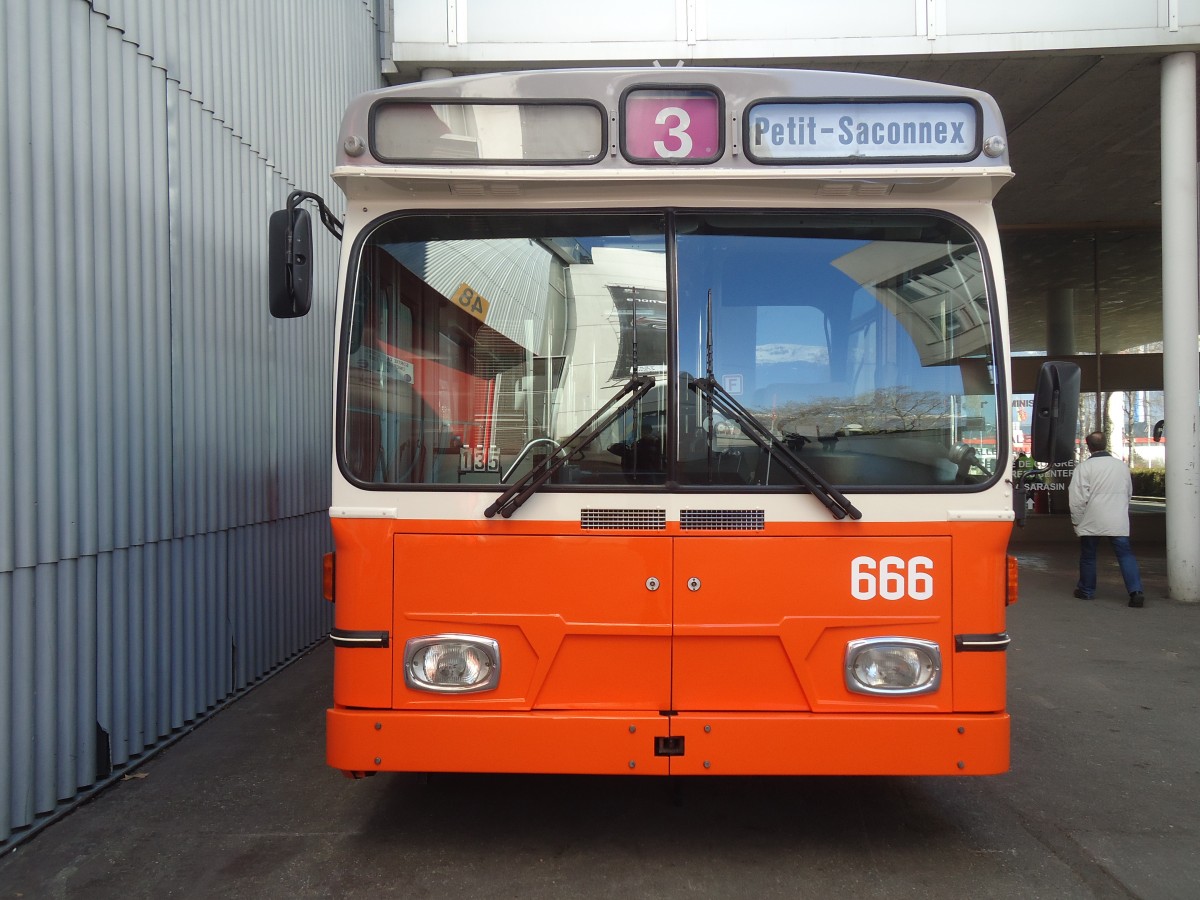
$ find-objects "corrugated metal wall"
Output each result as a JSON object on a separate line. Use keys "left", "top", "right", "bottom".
{"left": 0, "top": 0, "right": 384, "bottom": 847}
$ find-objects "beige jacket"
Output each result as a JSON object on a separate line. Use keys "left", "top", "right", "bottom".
{"left": 1068, "top": 452, "right": 1132, "bottom": 537}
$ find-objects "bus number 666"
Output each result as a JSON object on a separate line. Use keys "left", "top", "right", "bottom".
{"left": 851, "top": 556, "right": 934, "bottom": 601}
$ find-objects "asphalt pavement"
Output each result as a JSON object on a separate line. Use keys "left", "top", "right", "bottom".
{"left": 1, "top": 511, "right": 1196, "bottom": 899}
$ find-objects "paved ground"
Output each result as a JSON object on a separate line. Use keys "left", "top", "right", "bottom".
{"left": 2, "top": 514, "right": 1196, "bottom": 899}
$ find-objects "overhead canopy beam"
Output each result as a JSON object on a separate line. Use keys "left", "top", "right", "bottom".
{"left": 1009, "top": 353, "right": 1177, "bottom": 394}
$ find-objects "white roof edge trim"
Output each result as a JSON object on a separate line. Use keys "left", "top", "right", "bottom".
{"left": 330, "top": 506, "right": 399, "bottom": 518}
{"left": 947, "top": 510, "right": 1015, "bottom": 521}
{"left": 333, "top": 165, "right": 1013, "bottom": 182}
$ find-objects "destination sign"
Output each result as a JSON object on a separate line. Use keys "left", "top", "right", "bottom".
{"left": 746, "top": 100, "right": 979, "bottom": 163}
{"left": 371, "top": 101, "right": 604, "bottom": 163}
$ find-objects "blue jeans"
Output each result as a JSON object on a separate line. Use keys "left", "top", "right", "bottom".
{"left": 1077, "top": 536, "right": 1142, "bottom": 596}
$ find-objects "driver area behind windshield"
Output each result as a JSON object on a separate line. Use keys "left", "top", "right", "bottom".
{"left": 339, "top": 212, "right": 999, "bottom": 492}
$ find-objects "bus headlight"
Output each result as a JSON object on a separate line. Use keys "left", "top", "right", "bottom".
{"left": 405, "top": 635, "right": 500, "bottom": 693}
{"left": 845, "top": 638, "right": 941, "bottom": 696}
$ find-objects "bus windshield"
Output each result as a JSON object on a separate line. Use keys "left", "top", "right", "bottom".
{"left": 340, "top": 211, "right": 999, "bottom": 491}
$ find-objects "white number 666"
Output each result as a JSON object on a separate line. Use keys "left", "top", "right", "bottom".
{"left": 851, "top": 556, "right": 934, "bottom": 601}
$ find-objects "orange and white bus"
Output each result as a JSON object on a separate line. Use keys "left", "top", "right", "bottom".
{"left": 270, "top": 67, "right": 1074, "bottom": 778}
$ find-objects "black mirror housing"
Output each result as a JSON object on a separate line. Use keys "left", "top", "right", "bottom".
{"left": 268, "top": 207, "right": 313, "bottom": 318}
{"left": 1030, "top": 361, "right": 1080, "bottom": 464}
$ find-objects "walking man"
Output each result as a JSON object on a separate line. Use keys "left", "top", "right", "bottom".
{"left": 1068, "top": 431, "right": 1145, "bottom": 607}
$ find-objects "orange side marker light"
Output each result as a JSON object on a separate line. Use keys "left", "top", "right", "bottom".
{"left": 1006, "top": 554, "right": 1018, "bottom": 606}
{"left": 323, "top": 552, "right": 336, "bottom": 602}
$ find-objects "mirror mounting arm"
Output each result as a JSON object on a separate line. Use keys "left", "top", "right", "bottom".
{"left": 287, "top": 190, "right": 343, "bottom": 242}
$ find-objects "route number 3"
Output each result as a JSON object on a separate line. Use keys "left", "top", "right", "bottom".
{"left": 851, "top": 556, "right": 934, "bottom": 601}
{"left": 653, "top": 107, "right": 693, "bottom": 158}
{"left": 623, "top": 91, "right": 719, "bottom": 162}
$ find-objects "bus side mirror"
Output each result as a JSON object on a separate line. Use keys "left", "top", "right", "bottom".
{"left": 268, "top": 206, "right": 313, "bottom": 318}
{"left": 1030, "top": 361, "right": 1080, "bottom": 464}
{"left": 1153, "top": 419, "right": 1165, "bottom": 442}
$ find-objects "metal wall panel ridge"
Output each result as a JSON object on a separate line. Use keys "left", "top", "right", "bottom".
{"left": 1, "top": 0, "right": 383, "bottom": 848}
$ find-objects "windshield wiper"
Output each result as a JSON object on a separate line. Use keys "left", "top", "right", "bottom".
{"left": 484, "top": 375, "right": 656, "bottom": 519}
{"left": 689, "top": 376, "right": 862, "bottom": 521}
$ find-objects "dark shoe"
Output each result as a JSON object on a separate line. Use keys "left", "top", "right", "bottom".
{"left": 1129, "top": 591, "right": 1144, "bottom": 608}
{"left": 1073, "top": 588, "right": 1093, "bottom": 600}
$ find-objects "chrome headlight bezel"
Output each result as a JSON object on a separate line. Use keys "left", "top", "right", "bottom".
{"left": 844, "top": 637, "right": 942, "bottom": 697}
{"left": 404, "top": 634, "right": 501, "bottom": 694}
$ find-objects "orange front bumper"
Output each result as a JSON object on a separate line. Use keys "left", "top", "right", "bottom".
{"left": 327, "top": 708, "right": 1009, "bottom": 777}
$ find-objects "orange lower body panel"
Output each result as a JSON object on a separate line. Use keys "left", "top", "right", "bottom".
{"left": 328, "top": 518, "right": 1014, "bottom": 778}
{"left": 327, "top": 708, "right": 1009, "bottom": 776}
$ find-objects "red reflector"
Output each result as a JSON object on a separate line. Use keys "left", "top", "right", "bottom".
{"left": 1006, "top": 555, "right": 1018, "bottom": 606}
{"left": 323, "top": 552, "right": 335, "bottom": 602}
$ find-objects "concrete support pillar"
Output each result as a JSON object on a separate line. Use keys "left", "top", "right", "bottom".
{"left": 1160, "top": 53, "right": 1200, "bottom": 602}
{"left": 1046, "top": 288, "right": 1076, "bottom": 356}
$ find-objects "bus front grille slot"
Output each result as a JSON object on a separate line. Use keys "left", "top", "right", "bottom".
{"left": 680, "top": 509, "right": 765, "bottom": 531}
{"left": 580, "top": 508, "right": 667, "bottom": 530}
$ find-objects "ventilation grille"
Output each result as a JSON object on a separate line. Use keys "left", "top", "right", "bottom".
{"left": 581, "top": 508, "right": 667, "bottom": 530}
{"left": 816, "top": 182, "right": 894, "bottom": 197}
{"left": 449, "top": 182, "right": 523, "bottom": 196}
{"left": 680, "top": 509, "right": 766, "bottom": 531}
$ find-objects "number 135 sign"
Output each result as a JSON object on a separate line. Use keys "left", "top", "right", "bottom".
{"left": 623, "top": 89, "right": 721, "bottom": 163}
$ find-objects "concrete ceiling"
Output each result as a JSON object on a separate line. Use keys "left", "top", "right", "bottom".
{"left": 802, "top": 53, "right": 1175, "bottom": 355}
